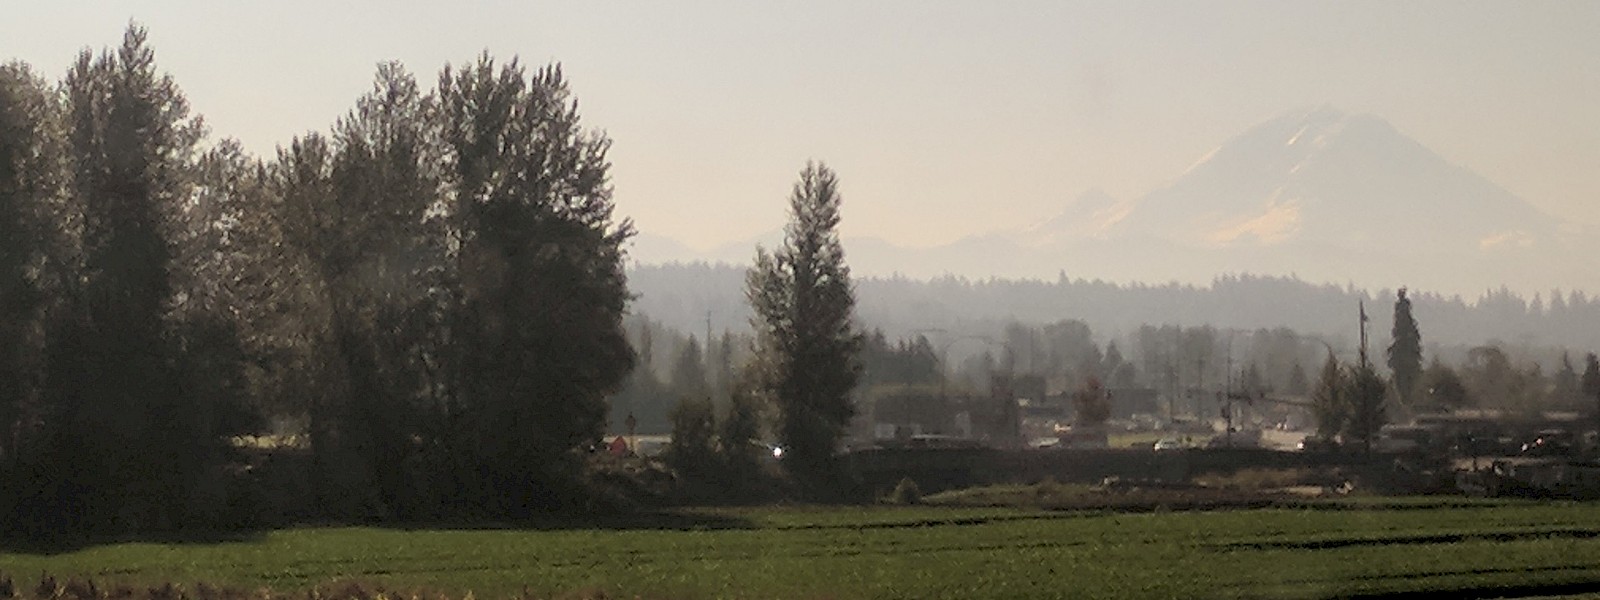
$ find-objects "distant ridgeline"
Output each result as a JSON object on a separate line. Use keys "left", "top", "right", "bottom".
{"left": 628, "top": 261, "right": 1600, "bottom": 356}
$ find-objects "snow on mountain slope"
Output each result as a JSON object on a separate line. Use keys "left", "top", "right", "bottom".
{"left": 630, "top": 107, "right": 1597, "bottom": 294}
{"left": 1115, "top": 106, "right": 1559, "bottom": 252}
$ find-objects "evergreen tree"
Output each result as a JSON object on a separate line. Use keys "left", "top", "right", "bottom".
{"left": 1103, "top": 341, "right": 1126, "bottom": 376}
{"left": 746, "top": 162, "right": 862, "bottom": 493}
{"left": 1180, "top": 326, "right": 1219, "bottom": 394}
{"left": 666, "top": 395, "right": 716, "bottom": 482}
{"left": 1343, "top": 362, "right": 1387, "bottom": 455}
{"left": 1552, "top": 352, "right": 1580, "bottom": 409}
{"left": 1583, "top": 353, "right": 1600, "bottom": 427}
{"left": 1104, "top": 341, "right": 1138, "bottom": 389}
{"left": 712, "top": 331, "right": 738, "bottom": 407}
{"left": 1387, "top": 287, "right": 1423, "bottom": 409}
{"left": 1286, "top": 362, "right": 1310, "bottom": 397}
{"left": 718, "top": 369, "right": 764, "bottom": 486}
{"left": 1071, "top": 376, "right": 1111, "bottom": 427}
{"left": 671, "top": 336, "right": 709, "bottom": 402}
{"left": 860, "top": 330, "right": 940, "bottom": 387}
{"left": 609, "top": 316, "right": 668, "bottom": 434}
{"left": 1239, "top": 363, "right": 1267, "bottom": 396}
{"left": 1311, "top": 353, "right": 1346, "bottom": 440}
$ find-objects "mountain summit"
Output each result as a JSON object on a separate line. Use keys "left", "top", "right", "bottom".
{"left": 632, "top": 107, "right": 1594, "bottom": 294}
{"left": 1116, "top": 107, "right": 1557, "bottom": 252}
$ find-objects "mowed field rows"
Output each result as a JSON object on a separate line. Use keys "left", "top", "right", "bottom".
{"left": 6, "top": 501, "right": 1600, "bottom": 599}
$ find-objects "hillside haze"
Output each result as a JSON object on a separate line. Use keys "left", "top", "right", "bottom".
{"left": 632, "top": 108, "right": 1596, "bottom": 296}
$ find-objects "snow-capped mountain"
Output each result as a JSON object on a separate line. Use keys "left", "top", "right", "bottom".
{"left": 1024, "top": 187, "right": 1130, "bottom": 245}
{"left": 1115, "top": 106, "right": 1560, "bottom": 252}
{"left": 629, "top": 107, "right": 1597, "bottom": 295}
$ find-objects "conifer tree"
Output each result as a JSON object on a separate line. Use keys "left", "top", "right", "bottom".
{"left": 1552, "top": 352, "right": 1580, "bottom": 409}
{"left": 719, "top": 369, "right": 764, "bottom": 485}
{"left": 1387, "top": 287, "right": 1422, "bottom": 409}
{"left": 666, "top": 395, "right": 716, "bottom": 482}
{"left": 1287, "top": 362, "right": 1310, "bottom": 397}
{"left": 1312, "top": 353, "right": 1346, "bottom": 440}
{"left": 1343, "top": 362, "right": 1387, "bottom": 455}
{"left": 671, "top": 336, "right": 709, "bottom": 402}
{"left": 1583, "top": 353, "right": 1600, "bottom": 429}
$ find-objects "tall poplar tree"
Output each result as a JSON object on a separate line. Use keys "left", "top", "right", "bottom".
{"left": 439, "top": 56, "right": 634, "bottom": 513}
{"left": 0, "top": 63, "right": 70, "bottom": 537}
{"left": 270, "top": 63, "right": 443, "bottom": 519}
{"left": 48, "top": 25, "right": 210, "bottom": 532}
{"left": 0, "top": 62, "right": 62, "bottom": 468}
{"left": 747, "top": 162, "right": 862, "bottom": 493}
{"left": 270, "top": 132, "right": 357, "bottom": 515}
{"left": 327, "top": 62, "right": 442, "bottom": 518}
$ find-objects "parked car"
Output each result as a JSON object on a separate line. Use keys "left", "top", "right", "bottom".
{"left": 1152, "top": 438, "right": 1183, "bottom": 451}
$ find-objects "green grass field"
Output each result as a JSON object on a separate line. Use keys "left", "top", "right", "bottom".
{"left": 6, "top": 499, "right": 1600, "bottom": 599}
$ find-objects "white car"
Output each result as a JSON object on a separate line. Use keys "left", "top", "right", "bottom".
{"left": 1153, "top": 438, "right": 1183, "bottom": 451}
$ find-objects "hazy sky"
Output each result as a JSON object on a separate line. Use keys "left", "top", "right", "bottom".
{"left": 6, "top": 1, "right": 1598, "bottom": 251}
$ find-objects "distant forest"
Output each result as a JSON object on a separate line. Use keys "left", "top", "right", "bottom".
{"left": 617, "top": 262, "right": 1600, "bottom": 441}
{"left": 629, "top": 261, "right": 1600, "bottom": 359}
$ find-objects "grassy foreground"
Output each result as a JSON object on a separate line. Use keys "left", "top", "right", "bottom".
{"left": 6, "top": 499, "right": 1600, "bottom": 599}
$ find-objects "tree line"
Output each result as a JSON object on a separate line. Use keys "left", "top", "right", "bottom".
{"left": 2, "top": 26, "right": 873, "bottom": 540}
{"left": 1, "top": 27, "right": 638, "bottom": 538}
{"left": 629, "top": 263, "right": 1600, "bottom": 353}
{"left": 650, "top": 283, "right": 1600, "bottom": 457}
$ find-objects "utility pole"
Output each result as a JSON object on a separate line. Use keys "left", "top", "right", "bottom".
{"left": 704, "top": 309, "right": 714, "bottom": 396}
{"left": 1358, "top": 300, "right": 1370, "bottom": 369}
{"left": 1225, "top": 336, "right": 1234, "bottom": 447}
{"left": 1171, "top": 361, "right": 1184, "bottom": 422}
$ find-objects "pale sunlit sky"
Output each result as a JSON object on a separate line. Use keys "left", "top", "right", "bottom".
{"left": 6, "top": 1, "right": 1598, "bottom": 251}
